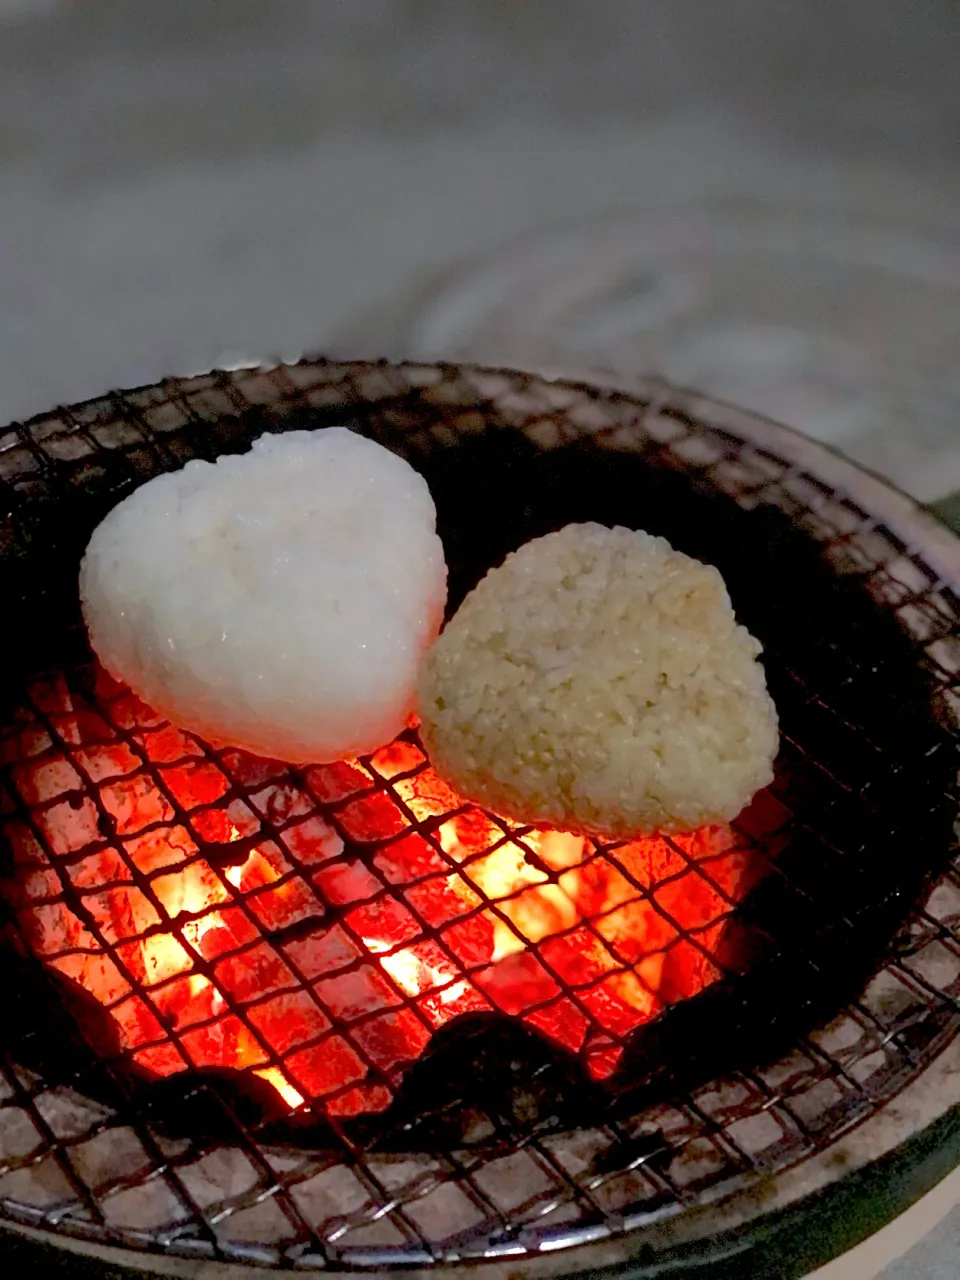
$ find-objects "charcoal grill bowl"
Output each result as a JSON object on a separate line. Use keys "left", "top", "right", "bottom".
{"left": 0, "top": 359, "right": 957, "bottom": 1278}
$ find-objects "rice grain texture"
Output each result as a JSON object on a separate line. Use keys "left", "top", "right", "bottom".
{"left": 417, "top": 523, "right": 778, "bottom": 837}
{"left": 80, "top": 428, "right": 447, "bottom": 763}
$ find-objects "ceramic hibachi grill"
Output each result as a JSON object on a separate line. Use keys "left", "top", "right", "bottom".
{"left": 0, "top": 360, "right": 957, "bottom": 1278}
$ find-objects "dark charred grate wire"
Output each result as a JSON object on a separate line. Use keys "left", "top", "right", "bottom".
{"left": 0, "top": 360, "right": 954, "bottom": 1268}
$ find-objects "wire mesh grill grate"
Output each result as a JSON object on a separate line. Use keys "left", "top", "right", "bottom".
{"left": 0, "top": 360, "right": 956, "bottom": 1269}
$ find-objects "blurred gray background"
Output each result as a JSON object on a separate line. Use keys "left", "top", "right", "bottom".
{"left": 0, "top": 0, "right": 958, "bottom": 500}
{"left": 1, "top": 3, "right": 960, "bottom": 1275}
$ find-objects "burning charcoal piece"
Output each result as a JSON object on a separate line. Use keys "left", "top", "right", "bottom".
{"left": 370, "top": 1014, "right": 609, "bottom": 1150}
{"left": 0, "top": 661, "right": 767, "bottom": 1125}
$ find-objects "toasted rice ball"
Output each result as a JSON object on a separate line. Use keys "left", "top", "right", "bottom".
{"left": 417, "top": 523, "right": 778, "bottom": 837}
{"left": 80, "top": 428, "right": 447, "bottom": 763}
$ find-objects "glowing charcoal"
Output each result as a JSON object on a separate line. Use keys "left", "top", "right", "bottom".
{"left": 0, "top": 666, "right": 771, "bottom": 1117}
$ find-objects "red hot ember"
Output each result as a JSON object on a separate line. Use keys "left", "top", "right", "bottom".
{"left": 0, "top": 667, "right": 771, "bottom": 1118}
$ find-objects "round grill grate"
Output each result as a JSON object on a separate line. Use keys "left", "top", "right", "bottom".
{"left": 0, "top": 360, "right": 957, "bottom": 1272}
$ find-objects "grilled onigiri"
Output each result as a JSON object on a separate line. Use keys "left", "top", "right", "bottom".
{"left": 417, "top": 523, "right": 778, "bottom": 837}
{"left": 80, "top": 428, "right": 447, "bottom": 763}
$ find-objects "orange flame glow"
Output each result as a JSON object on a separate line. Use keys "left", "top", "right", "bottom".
{"left": 0, "top": 669, "right": 777, "bottom": 1117}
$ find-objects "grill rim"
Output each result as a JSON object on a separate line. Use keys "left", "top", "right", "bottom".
{"left": 539, "top": 365, "right": 960, "bottom": 584}
{"left": 0, "top": 356, "right": 957, "bottom": 1274}
{"left": 3, "top": 1039, "right": 960, "bottom": 1280}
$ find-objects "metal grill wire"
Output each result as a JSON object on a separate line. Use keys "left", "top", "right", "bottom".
{"left": 0, "top": 361, "right": 954, "bottom": 1268}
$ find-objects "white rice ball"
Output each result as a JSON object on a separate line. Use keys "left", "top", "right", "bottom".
{"left": 80, "top": 428, "right": 447, "bottom": 763}
{"left": 417, "top": 523, "right": 778, "bottom": 837}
